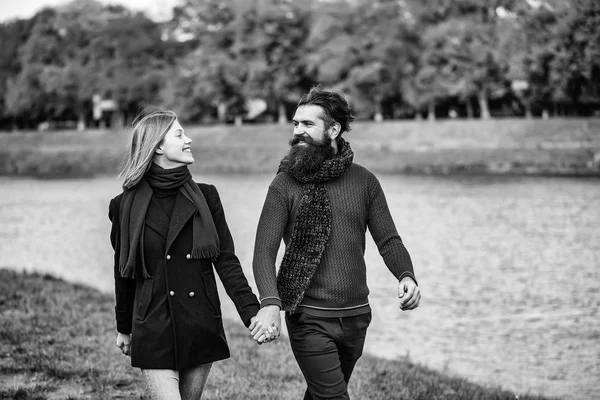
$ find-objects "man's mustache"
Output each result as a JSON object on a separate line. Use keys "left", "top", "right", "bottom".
{"left": 289, "top": 135, "right": 319, "bottom": 147}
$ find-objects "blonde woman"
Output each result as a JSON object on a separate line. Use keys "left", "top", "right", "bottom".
{"left": 108, "top": 106, "right": 267, "bottom": 399}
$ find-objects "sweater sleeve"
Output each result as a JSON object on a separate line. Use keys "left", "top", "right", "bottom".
{"left": 207, "top": 184, "right": 260, "bottom": 327}
{"left": 367, "top": 176, "right": 417, "bottom": 285}
{"left": 109, "top": 197, "right": 136, "bottom": 334}
{"left": 252, "top": 183, "right": 289, "bottom": 309}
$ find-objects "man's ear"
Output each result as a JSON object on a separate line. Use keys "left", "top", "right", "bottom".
{"left": 328, "top": 123, "right": 341, "bottom": 140}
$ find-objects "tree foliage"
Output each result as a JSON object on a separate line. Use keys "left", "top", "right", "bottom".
{"left": 1, "top": 0, "right": 599, "bottom": 129}
{"left": 2, "top": 0, "right": 170, "bottom": 128}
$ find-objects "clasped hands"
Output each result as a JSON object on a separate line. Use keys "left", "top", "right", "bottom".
{"left": 249, "top": 305, "right": 281, "bottom": 345}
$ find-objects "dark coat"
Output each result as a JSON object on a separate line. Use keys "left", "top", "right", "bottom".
{"left": 109, "top": 182, "right": 259, "bottom": 370}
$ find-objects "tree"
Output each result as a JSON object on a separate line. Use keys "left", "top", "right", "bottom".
{"left": 37, "top": 0, "right": 109, "bottom": 129}
{"left": 165, "top": 0, "right": 246, "bottom": 123}
{"left": 498, "top": 1, "right": 561, "bottom": 118}
{"left": 164, "top": 47, "right": 246, "bottom": 123}
{"left": 304, "top": 1, "right": 361, "bottom": 85}
{"left": 165, "top": 0, "right": 311, "bottom": 124}
{"left": 409, "top": 0, "right": 519, "bottom": 119}
{"left": 551, "top": 0, "right": 600, "bottom": 115}
{"left": 0, "top": 18, "right": 35, "bottom": 129}
{"left": 412, "top": 40, "right": 452, "bottom": 121}
{"left": 3, "top": 0, "right": 169, "bottom": 129}
{"left": 89, "top": 11, "right": 169, "bottom": 124}
{"left": 3, "top": 8, "right": 61, "bottom": 126}
{"left": 341, "top": 0, "right": 421, "bottom": 121}
{"left": 236, "top": 1, "right": 311, "bottom": 123}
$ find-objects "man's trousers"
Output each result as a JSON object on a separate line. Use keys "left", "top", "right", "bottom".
{"left": 285, "top": 312, "right": 372, "bottom": 400}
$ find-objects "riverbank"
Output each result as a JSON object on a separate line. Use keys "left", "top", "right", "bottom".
{"left": 0, "top": 269, "right": 557, "bottom": 400}
{"left": 0, "top": 118, "right": 599, "bottom": 178}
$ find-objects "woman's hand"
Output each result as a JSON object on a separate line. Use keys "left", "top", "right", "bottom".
{"left": 248, "top": 305, "right": 281, "bottom": 345}
{"left": 116, "top": 332, "right": 131, "bottom": 356}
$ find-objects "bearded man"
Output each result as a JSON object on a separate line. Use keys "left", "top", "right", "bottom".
{"left": 249, "top": 86, "right": 420, "bottom": 399}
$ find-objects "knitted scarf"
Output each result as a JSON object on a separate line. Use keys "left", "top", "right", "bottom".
{"left": 118, "top": 164, "right": 220, "bottom": 278}
{"left": 276, "top": 139, "right": 354, "bottom": 312}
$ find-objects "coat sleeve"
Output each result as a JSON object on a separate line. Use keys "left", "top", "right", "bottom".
{"left": 205, "top": 184, "right": 260, "bottom": 327}
{"left": 109, "top": 196, "right": 136, "bottom": 334}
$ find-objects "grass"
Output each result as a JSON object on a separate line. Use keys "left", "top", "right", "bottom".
{"left": 0, "top": 118, "right": 599, "bottom": 178}
{"left": 0, "top": 269, "right": 559, "bottom": 400}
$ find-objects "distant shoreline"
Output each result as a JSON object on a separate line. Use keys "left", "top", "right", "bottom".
{"left": 1, "top": 156, "right": 598, "bottom": 179}
{"left": 2, "top": 167, "right": 599, "bottom": 180}
{"left": 2, "top": 119, "right": 599, "bottom": 179}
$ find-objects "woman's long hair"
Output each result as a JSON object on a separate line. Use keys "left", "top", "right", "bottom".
{"left": 119, "top": 105, "right": 177, "bottom": 190}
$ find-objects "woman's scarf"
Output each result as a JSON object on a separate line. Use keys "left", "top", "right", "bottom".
{"left": 276, "top": 139, "right": 354, "bottom": 312}
{"left": 118, "top": 164, "right": 220, "bottom": 278}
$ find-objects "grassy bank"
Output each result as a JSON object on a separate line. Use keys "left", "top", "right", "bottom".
{"left": 0, "top": 269, "right": 557, "bottom": 400}
{"left": 0, "top": 118, "right": 599, "bottom": 178}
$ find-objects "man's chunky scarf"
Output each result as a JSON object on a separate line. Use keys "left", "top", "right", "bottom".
{"left": 276, "top": 139, "right": 354, "bottom": 312}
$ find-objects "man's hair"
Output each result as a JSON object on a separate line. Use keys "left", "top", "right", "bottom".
{"left": 297, "top": 85, "right": 355, "bottom": 134}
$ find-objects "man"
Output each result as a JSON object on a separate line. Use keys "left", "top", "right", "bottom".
{"left": 250, "top": 86, "right": 420, "bottom": 399}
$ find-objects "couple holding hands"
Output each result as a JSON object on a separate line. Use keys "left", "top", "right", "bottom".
{"left": 109, "top": 86, "right": 420, "bottom": 400}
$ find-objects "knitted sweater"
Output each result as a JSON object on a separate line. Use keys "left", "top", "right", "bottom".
{"left": 252, "top": 163, "right": 416, "bottom": 317}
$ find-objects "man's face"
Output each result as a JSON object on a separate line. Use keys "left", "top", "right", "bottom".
{"left": 281, "top": 105, "right": 336, "bottom": 176}
{"left": 292, "top": 105, "right": 330, "bottom": 146}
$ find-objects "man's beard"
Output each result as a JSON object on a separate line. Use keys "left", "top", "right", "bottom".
{"left": 280, "top": 135, "right": 335, "bottom": 177}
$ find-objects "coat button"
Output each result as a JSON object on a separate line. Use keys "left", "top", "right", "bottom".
{"left": 169, "top": 291, "right": 175, "bottom": 296}
{"left": 166, "top": 255, "right": 171, "bottom": 260}
{"left": 186, "top": 254, "right": 191, "bottom": 260}
{"left": 188, "top": 292, "right": 195, "bottom": 297}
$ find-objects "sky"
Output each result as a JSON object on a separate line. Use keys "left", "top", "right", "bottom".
{"left": 0, "top": 0, "right": 180, "bottom": 22}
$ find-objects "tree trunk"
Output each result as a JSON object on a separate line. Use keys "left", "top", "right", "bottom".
{"left": 415, "top": 111, "right": 422, "bottom": 121}
{"left": 542, "top": 109, "right": 549, "bottom": 119}
{"left": 478, "top": 90, "right": 491, "bottom": 119}
{"left": 374, "top": 97, "right": 383, "bottom": 122}
{"left": 77, "top": 111, "right": 86, "bottom": 131}
{"left": 525, "top": 103, "right": 532, "bottom": 119}
{"left": 427, "top": 100, "right": 436, "bottom": 121}
{"left": 217, "top": 103, "right": 227, "bottom": 123}
{"left": 466, "top": 98, "right": 474, "bottom": 119}
{"left": 234, "top": 115, "right": 243, "bottom": 127}
{"left": 116, "top": 112, "right": 124, "bottom": 129}
{"left": 277, "top": 101, "right": 287, "bottom": 124}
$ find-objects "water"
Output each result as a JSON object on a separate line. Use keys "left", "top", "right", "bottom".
{"left": 1, "top": 174, "right": 598, "bottom": 400}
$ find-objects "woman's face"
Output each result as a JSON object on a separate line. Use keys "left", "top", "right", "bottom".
{"left": 156, "top": 119, "right": 194, "bottom": 168}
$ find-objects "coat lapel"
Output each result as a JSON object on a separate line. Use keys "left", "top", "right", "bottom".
{"left": 145, "top": 196, "right": 170, "bottom": 241}
{"left": 165, "top": 191, "right": 196, "bottom": 253}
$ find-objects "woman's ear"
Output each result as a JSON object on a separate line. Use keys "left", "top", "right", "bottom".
{"left": 155, "top": 147, "right": 164, "bottom": 155}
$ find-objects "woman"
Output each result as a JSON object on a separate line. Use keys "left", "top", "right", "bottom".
{"left": 108, "top": 106, "right": 261, "bottom": 399}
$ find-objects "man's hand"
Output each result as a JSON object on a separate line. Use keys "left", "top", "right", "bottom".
{"left": 398, "top": 277, "right": 420, "bottom": 311}
{"left": 116, "top": 332, "right": 131, "bottom": 356}
{"left": 248, "top": 305, "right": 281, "bottom": 344}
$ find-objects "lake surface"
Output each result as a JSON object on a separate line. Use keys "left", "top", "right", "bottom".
{"left": 1, "top": 174, "right": 598, "bottom": 400}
